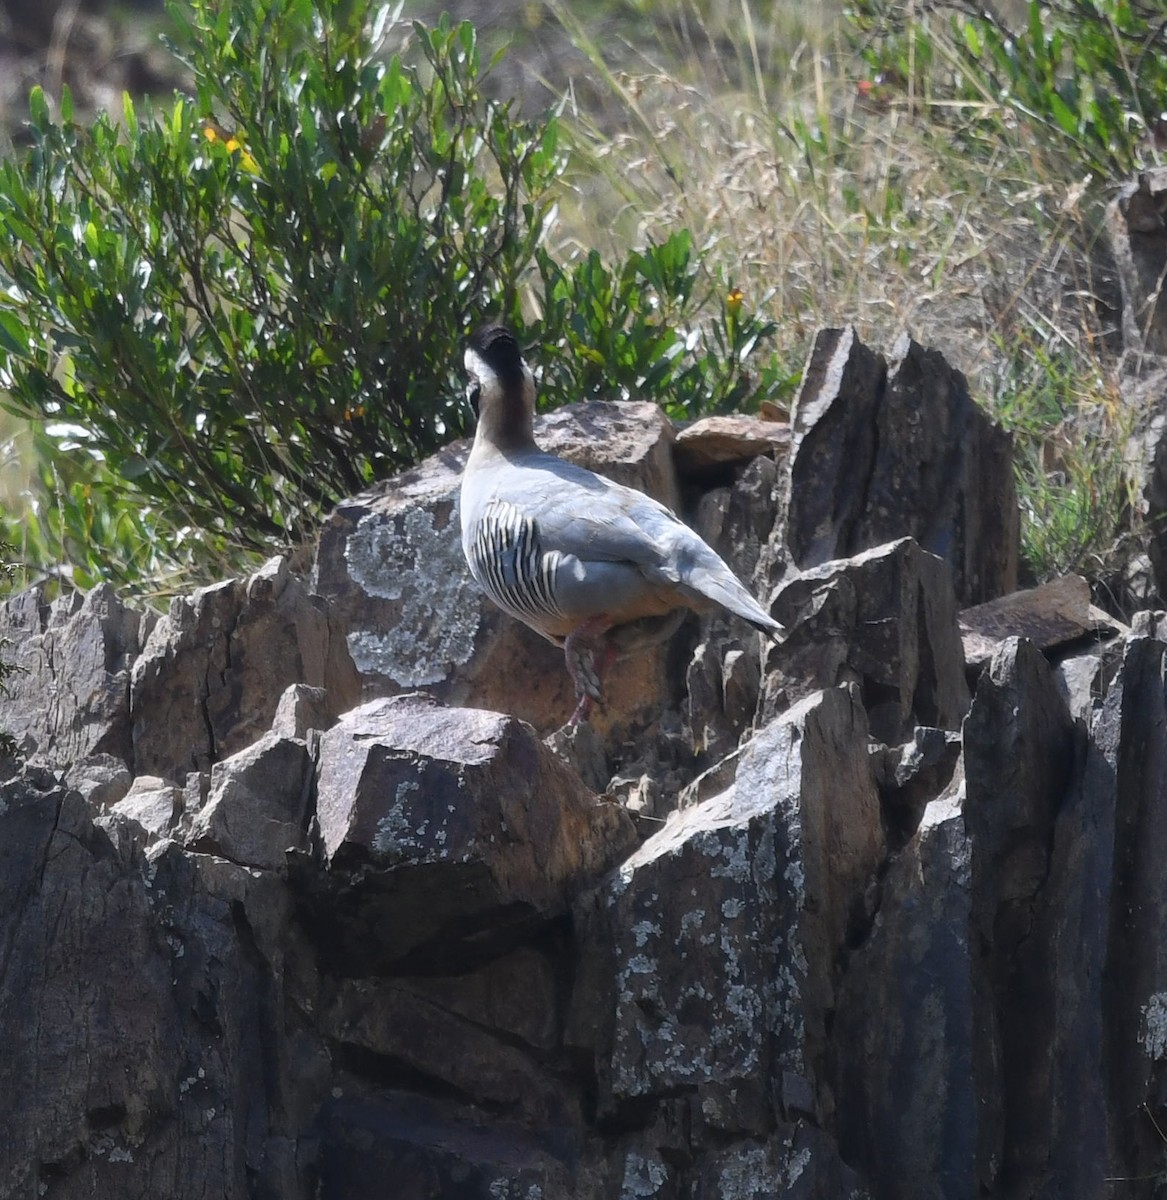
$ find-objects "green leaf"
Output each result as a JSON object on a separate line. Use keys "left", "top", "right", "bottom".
{"left": 1049, "top": 91, "right": 1079, "bottom": 136}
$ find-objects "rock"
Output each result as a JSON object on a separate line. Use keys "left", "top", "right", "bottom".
{"left": 130, "top": 555, "right": 360, "bottom": 782}
{"left": 833, "top": 774, "right": 977, "bottom": 1200}
{"left": 271, "top": 682, "right": 332, "bottom": 739}
{"left": 780, "top": 326, "right": 1019, "bottom": 605}
{"left": 870, "top": 726, "right": 962, "bottom": 848}
{"left": 65, "top": 753, "right": 134, "bottom": 808}
{"left": 959, "top": 574, "right": 1125, "bottom": 669}
{"left": 109, "top": 774, "right": 182, "bottom": 840}
{"left": 0, "top": 583, "right": 148, "bottom": 767}
{"left": 0, "top": 769, "right": 325, "bottom": 1199}
{"left": 571, "top": 686, "right": 884, "bottom": 1134}
{"left": 307, "top": 694, "right": 636, "bottom": 973}
{"left": 312, "top": 401, "right": 689, "bottom": 735}
{"left": 685, "top": 455, "right": 783, "bottom": 760}
{"left": 964, "top": 638, "right": 1076, "bottom": 1197}
{"left": 673, "top": 414, "right": 791, "bottom": 481}
{"left": 1105, "top": 167, "right": 1167, "bottom": 358}
{"left": 321, "top": 973, "right": 578, "bottom": 1127}
{"left": 185, "top": 732, "right": 313, "bottom": 871}
{"left": 1085, "top": 636, "right": 1167, "bottom": 1191}
{"left": 760, "top": 538, "right": 971, "bottom": 745}
{"left": 694, "top": 1124, "right": 871, "bottom": 1199}
{"left": 317, "top": 1092, "right": 580, "bottom": 1200}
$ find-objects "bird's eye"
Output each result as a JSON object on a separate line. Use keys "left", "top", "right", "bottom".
{"left": 467, "top": 381, "right": 481, "bottom": 417}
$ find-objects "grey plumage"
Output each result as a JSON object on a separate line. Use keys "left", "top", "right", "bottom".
{"left": 459, "top": 323, "right": 782, "bottom": 721}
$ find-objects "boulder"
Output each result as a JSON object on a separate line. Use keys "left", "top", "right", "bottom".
{"left": 571, "top": 686, "right": 884, "bottom": 1135}
{"left": 779, "top": 326, "right": 1019, "bottom": 605}
{"left": 673, "top": 413, "right": 790, "bottom": 481}
{"left": 0, "top": 766, "right": 325, "bottom": 1200}
{"left": 130, "top": 555, "right": 359, "bottom": 781}
{"left": 306, "top": 694, "right": 636, "bottom": 974}
{"left": 108, "top": 774, "right": 182, "bottom": 840}
{"left": 312, "top": 402, "right": 690, "bottom": 735}
{"left": 760, "top": 538, "right": 971, "bottom": 745}
{"left": 833, "top": 774, "right": 977, "bottom": 1200}
{"left": 185, "top": 732, "right": 313, "bottom": 871}
{"left": 0, "top": 583, "right": 149, "bottom": 767}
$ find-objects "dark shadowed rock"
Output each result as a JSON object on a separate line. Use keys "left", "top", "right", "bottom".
{"left": 964, "top": 638, "right": 1077, "bottom": 1197}
{"left": 131, "top": 555, "right": 360, "bottom": 782}
{"left": 1091, "top": 637, "right": 1167, "bottom": 1193}
{"left": 317, "top": 1092, "right": 582, "bottom": 1200}
{"left": 571, "top": 686, "right": 883, "bottom": 1140}
{"left": 308, "top": 694, "right": 636, "bottom": 974}
{"left": 760, "top": 538, "right": 970, "bottom": 744}
{"left": 0, "top": 583, "right": 149, "bottom": 767}
{"left": 780, "top": 326, "right": 1018, "bottom": 605}
{"left": 0, "top": 766, "right": 326, "bottom": 1200}
{"left": 833, "top": 773, "right": 977, "bottom": 1200}
{"left": 312, "top": 401, "right": 686, "bottom": 736}
{"left": 693, "top": 1123, "right": 871, "bottom": 1200}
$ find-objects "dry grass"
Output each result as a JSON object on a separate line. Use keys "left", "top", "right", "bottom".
{"left": 532, "top": 0, "right": 1141, "bottom": 585}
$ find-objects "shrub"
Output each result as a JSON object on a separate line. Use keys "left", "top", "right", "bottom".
{"left": 849, "top": 0, "right": 1167, "bottom": 182}
{"left": 0, "top": 2, "right": 562, "bottom": 580}
{"left": 0, "top": 0, "right": 788, "bottom": 591}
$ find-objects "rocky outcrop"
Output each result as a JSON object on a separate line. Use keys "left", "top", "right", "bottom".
{"left": 5, "top": 329, "right": 1167, "bottom": 1199}
{"left": 778, "top": 326, "right": 1019, "bottom": 605}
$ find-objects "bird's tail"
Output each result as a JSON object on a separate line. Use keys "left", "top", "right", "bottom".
{"left": 675, "top": 543, "right": 783, "bottom": 637}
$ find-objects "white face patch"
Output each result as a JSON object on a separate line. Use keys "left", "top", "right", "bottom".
{"left": 464, "top": 347, "right": 496, "bottom": 390}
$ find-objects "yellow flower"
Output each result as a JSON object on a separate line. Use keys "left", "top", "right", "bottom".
{"left": 202, "top": 122, "right": 260, "bottom": 175}
{"left": 726, "top": 288, "right": 744, "bottom": 318}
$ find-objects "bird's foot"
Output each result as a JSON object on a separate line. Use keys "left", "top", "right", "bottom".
{"left": 564, "top": 616, "right": 614, "bottom": 725}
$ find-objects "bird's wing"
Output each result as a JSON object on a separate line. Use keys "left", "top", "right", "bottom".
{"left": 482, "top": 453, "right": 689, "bottom": 571}
{"left": 478, "top": 453, "right": 782, "bottom": 634}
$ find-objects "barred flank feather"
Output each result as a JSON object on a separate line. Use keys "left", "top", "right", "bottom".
{"left": 470, "top": 496, "right": 565, "bottom": 623}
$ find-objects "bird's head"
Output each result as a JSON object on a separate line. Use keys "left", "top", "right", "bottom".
{"left": 464, "top": 324, "right": 537, "bottom": 449}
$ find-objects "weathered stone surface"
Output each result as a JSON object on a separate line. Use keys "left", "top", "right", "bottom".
{"left": 317, "top": 1092, "right": 581, "bottom": 1200}
{"left": 780, "top": 326, "right": 1018, "bottom": 605}
{"left": 312, "top": 402, "right": 688, "bottom": 735}
{"left": 271, "top": 682, "right": 331, "bottom": 739}
{"left": 685, "top": 456, "right": 782, "bottom": 761}
{"left": 693, "top": 1124, "right": 871, "bottom": 1200}
{"left": 571, "top": 686, "right": 884, "bottom": 1136}
{"left": 1089, "top": 637, "right": 1167, "bottom": 1193}
{"left": 1105, "top": 166, "right": 1167, "bottom": 358}
{"left": 673, "top": 414, "right": 790, "bottom": 480}
{"left": 65, "top": 752, "right": 134, "bottom": 808}
{"left": 963, "top": 638, "right": 1078, "bottom": 1199}
{"left": 0, "top": 767, "right": 324, "bottom": 1200}
{"left": 131, "top": 555, "right": 360, "bottom": 782}
{"left": 0, "top": 583, "right": 149, "bottom": 767}
{"left": 185, "top": 732, "right": 313, "bottom": 871}
{"left": 833, "top": 774, "right": 976, "bottom": 1200}
{"left": 108, "top": 773, "right": 182, "bottom": 840}
{"left": 760, "top": 538, "right": 970, "bottom": 745}
{"left": 959, "top": 573, "right": 1125, "bottom": 668}
{"left": 308, "top": 694, "right": 636, "bottom": 973}
{"left": 870, "top": 725, "right": 962, "bottom": 848}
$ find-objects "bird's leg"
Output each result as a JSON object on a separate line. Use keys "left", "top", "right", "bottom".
{"left": 564, "top": 615, "right": 615, "bottom": 724}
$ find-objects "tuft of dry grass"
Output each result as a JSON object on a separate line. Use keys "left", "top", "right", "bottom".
{"left": 530, "top": 0, "right": 1141, "bottom": 586}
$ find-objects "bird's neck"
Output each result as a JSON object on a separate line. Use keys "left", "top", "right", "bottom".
{"left": 477, "top": 388, "right": 537, "bottom": 454}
